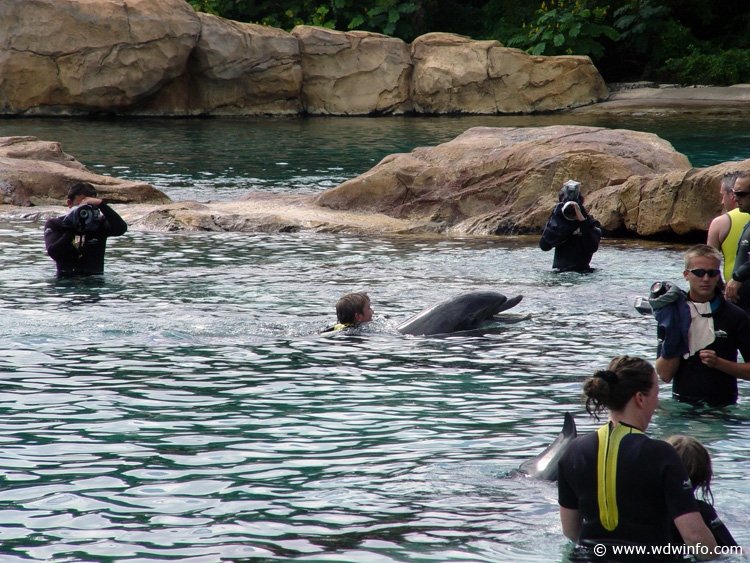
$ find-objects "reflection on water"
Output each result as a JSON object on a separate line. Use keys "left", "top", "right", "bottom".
{"left": 0, "top": 219, "right": 748, "bottom": 562}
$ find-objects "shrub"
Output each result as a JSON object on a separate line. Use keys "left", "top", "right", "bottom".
{"left": 663, "top": 48, "right": 750, "bottom": 85}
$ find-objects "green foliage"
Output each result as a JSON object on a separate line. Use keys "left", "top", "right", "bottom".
{"left": 663, "top": 48, "right": 750, "bottom": 85}
{"left": 508, "top": 0, "right": 619, "bottom": 60}
{"left": 188, "top": 0, "right": 419, "bottom": 39}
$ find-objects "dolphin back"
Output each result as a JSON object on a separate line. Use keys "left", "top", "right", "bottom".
{"left": 397, "top": 291, "right": 522, "bottom": 336}
{"left": 517, "top": 412, "right": 577, "bottom": 481}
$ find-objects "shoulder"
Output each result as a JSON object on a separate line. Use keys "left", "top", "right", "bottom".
{"left": 44, "top": 216, "right": 64, "bottom": 228}
{"left": 716, "top": 298, "right": 750, "bottom": 323}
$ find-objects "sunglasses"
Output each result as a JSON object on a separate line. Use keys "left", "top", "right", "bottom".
{"left": 732, "top": 190, "right": 750, "bottom": 198}
{"left": 686, "top": 268, "right": 721, "bottom": 278}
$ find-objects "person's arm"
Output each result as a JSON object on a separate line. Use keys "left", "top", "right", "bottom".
{"left": 559, "top": 506, "right": 582, "bottom": 542}
{"left": 673, "top": 512, "right": 719, "bottom": 560}
{"left": 97, "top": 201, "right": 128, "bottom": 237}
{"left": 656, "top": 355, "right": 680, "bottom": 383}
{"left": 706, "top": 214, "right": 730, "bottom": 250}
{"left": 43, "top": 218, "right": 76, "bottom": 260}
{"left": 698, "top": 349, "right": 750, "bottom": 381}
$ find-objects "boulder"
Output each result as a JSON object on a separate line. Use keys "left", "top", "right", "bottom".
{"left": 613, "top": 161, "right": 750, "bottom": 237}
{"left": 312, "top": 126, "right": 691, "bottom": 235}
{"left": 147, "top": 13, "right": 303, "bottom": 115}
{"left": 410, "top": 33, "right": 609, "bottom": 114}
{"left": 0, "top": 0, "right": 200, "bottom": 114}
{"left": 291, "top": 26, "right": 412, "bottom": 115}
{"left": 0, "top": 136, "right": 170, "bottom": 206}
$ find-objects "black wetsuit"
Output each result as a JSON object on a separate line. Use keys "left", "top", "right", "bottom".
{"left": 558, "top": 425, "right": 698, "bottom": 547}
{"left": 540, "top": 201, "right": 602, "bottom": 272}
{"left": 730, "top": 219, "right": 750, "bottom": 313}
{"left": 657, "top": 296, "right": 750, "bottom": 406}
{"left": 44, "top": 202, "right": 128, "bottom": 277}
{"left": 671, "top": 500, "right": 737, "bottom": 547}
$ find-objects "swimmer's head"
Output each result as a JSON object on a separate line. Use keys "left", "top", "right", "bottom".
{"left": 336, "top": 292, "right": 373, "bottom": 325}
{"left": 666, "top": 434, "right": 713, "bottom": 503}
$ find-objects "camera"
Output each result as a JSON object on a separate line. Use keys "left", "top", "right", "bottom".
{"left": 650, "top": 281, "right": 669, "bottom": 297}
{"left": 562, "top": 201, "right": 579, "bottom": 221}
{"left": 63, "top": 204, "right": 101, "bottom": 233}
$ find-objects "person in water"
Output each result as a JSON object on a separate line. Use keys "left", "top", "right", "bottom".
{"left": 654, "top": 244, "right": 750, "bottom": 406}
{"left": 539, "top": 179, "right": 602, "bottom": 272}
{"left": 558, "top": 355, "right": 718, "bottom": 558}
{"left": 44, "top": 182, "right": 128, "bottom": 277}
{"left": 666, "top": 435, "right": 737, "bottom": 548}
{"left": 330, "top": 292, "right": 373, "bottom": 331}
{"left": 707, "top": 172, "right": 748, "bottom": 282}
{"left": 725, "top": 170, "right": 750, "bottom": 313}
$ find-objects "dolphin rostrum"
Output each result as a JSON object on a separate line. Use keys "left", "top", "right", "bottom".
{"left": 516, "top": 412, "right": 577, "bottom": 481}
{"left": 396, "top": 291, "right": 523, "bottom": 336}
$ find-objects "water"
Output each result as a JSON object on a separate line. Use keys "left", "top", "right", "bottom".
{"left": 0, "top": 115, "right": 748, "bottom": 562}
{"left": 1, "top": 114, "right": 749, "bottom": 202}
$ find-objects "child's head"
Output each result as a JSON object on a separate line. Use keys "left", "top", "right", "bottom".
{"left": 336, "top": 292, "right": 373, "bottom": 325}
{"left": 666, "top": 435, "right": 713, "bottom": 503}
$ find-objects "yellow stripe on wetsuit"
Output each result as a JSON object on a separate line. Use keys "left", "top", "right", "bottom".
{"left": 596, "top": 422, "right": 643, "bottom": 531}
{"left": 332, "top": 323, "right": 354, "bottom": 331}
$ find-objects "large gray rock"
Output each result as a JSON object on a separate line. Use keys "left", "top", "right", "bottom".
{"left": 147, "top": 13, "right": 303, "bottom": 115}
{"left": 410, "top": 33, "right": 609, "bottom": 114}
{"left": 291, "top": 26, "right": 412, "bottom": 115}
{"left": 312, "top": 126, "right": 691, "bottom": 235}
{"left": 0, "top": 136, "right": 170, "bottom": 206}
{"left": 0, "top": 0, "right": 200, "bottom": 114}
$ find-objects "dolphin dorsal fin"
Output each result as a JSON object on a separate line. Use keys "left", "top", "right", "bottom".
{"left": 562, "top": 412, "right": 576, "bottom": 438}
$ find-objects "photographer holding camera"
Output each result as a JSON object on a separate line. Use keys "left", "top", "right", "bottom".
{"left": 44, "top": 182, "right": 128, "bottom": 277}
{"left": 539, "top": 179, "right": 602, "bottom": 272}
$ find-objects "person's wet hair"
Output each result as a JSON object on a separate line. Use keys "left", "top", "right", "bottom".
{"left": 666, "top": 435, "right": 714, "bottom": 504}
{"left": 336, "top": 292, "right": 369, "bottom": 324}
{"left": 582, "top": 356, "right": 655, "bottom": 420}
{"left": 67, "top": 182, "right": 98, "bottom": 201}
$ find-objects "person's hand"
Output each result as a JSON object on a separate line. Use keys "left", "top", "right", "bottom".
{"left": 725, "top": 278, "right": 741, "bottom": 302}
{"left": 79, "top": 197, "right": 102, "bottom": 207}
{"left": 698, "top": 349, "right": 719, "bottom": 368}
{"left": 571, "top": 202, "right": 585, "bottom": 221}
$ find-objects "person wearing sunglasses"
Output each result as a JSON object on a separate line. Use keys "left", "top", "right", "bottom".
{"left": 655, "top": 244, "right": 750, "bottom": 407}
{"left": 725, "top": 171, "right": 750, "bottom": 314}
{"left": 706, "top": 172, "right": 748, "bottom": 282}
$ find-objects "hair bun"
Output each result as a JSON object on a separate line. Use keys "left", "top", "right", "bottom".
{"left": 594, "top": 369, "right": 618, "bottom": 386}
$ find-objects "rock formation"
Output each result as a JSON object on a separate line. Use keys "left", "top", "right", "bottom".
{"left": 0, "top": 0, "right": 200, "bottom": 114}
{"left": 0, "top": 0, "right": 608, "bottom": 116}
{"left": 410, "top": 33, "right": 608, "bottom": 114}
{"left": 0, "top": 137, "right": 170, "bottom": 206}
{"left": 291, "top": 26, "right": 412, "bottom": 115}
{"left": 312, "top": 126, "right": 695, "bottom": 235}
{"left": 147, "top": 14, "right": 303, "bottom": 115}
{"left": 3, "top": 127, "right": 745, "bottom": 240}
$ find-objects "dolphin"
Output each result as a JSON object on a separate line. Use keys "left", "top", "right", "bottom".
{"left": 516, "top": 412, "right": 577, "bottom": 481}
{"left": 396, "top": 291, "right": 523, "bottom": 336}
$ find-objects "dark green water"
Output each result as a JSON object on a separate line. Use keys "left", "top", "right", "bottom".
{"left": 0, "top": 116, "right": 748, "bottom": 563}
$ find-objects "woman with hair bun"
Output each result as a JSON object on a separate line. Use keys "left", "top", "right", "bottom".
{"left": 558, "top": 356, "right": 718, "bottom": 559}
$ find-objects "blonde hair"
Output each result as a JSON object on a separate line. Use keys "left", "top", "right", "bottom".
{"left": 666, "top": 435, "right": 713, "bottom": 504}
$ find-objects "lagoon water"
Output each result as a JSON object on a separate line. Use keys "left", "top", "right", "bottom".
{"left": 0, "top": 115, "right": 748, "bottom": 563}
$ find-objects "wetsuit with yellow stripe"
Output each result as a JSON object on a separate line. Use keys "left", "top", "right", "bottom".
{"left": 558, "top": 421, "right": 698, "bottom": 546}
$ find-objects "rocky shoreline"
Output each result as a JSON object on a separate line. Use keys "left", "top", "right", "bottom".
{"left": 2, "top": 123, "right": 749, "bottom": 241}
